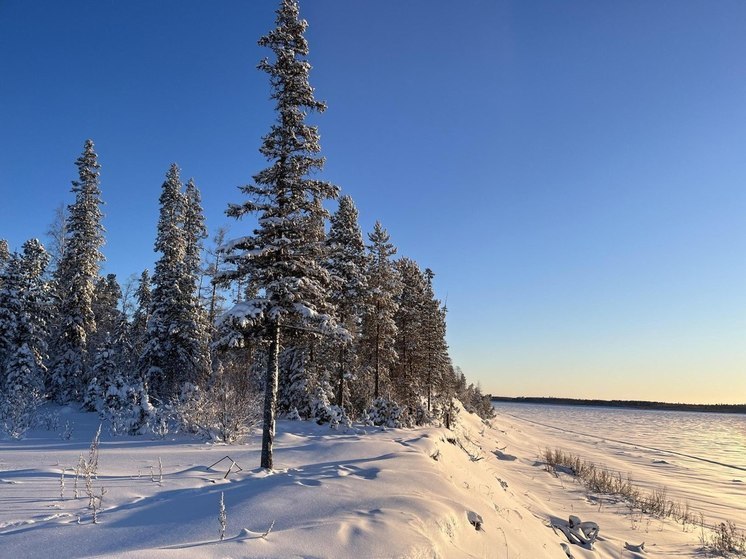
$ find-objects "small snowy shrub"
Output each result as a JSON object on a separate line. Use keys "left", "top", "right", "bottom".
{"left": 366, "top": 397, "right": 407, "bottom": 428}
{"left": 328, "top": 404, "right": 352, "bottom": 430}
{"left": 0, "top": 388, "right": 42, "bottom": 439}
{"left": 309, "top": 385, "right": 352, "bottom": 429}
{"left": 310, "top": 384, "right": 332, "bottom": 424}
{"left": 174, "top": 370, "right": 261, "bottom": 444}
{"left": 83, "top": 377, "right": 105, "bottom": 413}
{"left": 411, "top": 401, "right": 433, "bottom": 426}
{"left": 36, "top": 409, "right": 61, "bottom": 432}
{"left": 103, "top": 375, "right": 155, "bottom": 435}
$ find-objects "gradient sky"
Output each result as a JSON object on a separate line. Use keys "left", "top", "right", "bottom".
{"left": 1, "top": 1, "right": 745, "bottom": 404}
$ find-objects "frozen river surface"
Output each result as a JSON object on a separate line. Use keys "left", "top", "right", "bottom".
{"left": 492, "top": 402, "right": 746, "bottom": 526}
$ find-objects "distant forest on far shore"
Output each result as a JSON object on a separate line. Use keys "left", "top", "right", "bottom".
{"left": 491, "top": 396, "right": 746, "bottom": 415}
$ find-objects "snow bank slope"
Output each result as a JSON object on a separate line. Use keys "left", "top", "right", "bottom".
{"left": 0, "top": 406, "right": 567, "bottom": 558}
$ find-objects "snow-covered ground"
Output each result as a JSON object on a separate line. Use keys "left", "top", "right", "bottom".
{"left": 0, "top": 404, "right": 734, "bottom": 558}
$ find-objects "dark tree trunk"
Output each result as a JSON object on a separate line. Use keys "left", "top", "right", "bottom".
{"left": 260, "top": 318, "right": 281, "bottom": 469}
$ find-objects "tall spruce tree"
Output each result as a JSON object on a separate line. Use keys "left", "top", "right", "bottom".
{"left": 326, "top": 195, "right": 368, "bottom": 407}
{"left": 393, "top": 257, "right": 428, "bottom": 411}
{"left": 421, "top": 269, "right": 450, "bottom": 413}
{"left": 181, "top": 178, "right": 212, "bottom": 385}
{"left": 360, "top": 221, "right": 401, "bottom": 401}
{"left": 221, "top": 0, "right": 339, "bottom": 469}
{"left": 140, "top": 164, "right": 210, "bottom": 402}
{"left": 130, "top": 269, "right": 151, "bottom": 367}
{"left": 49, "top": 140, "right": 105, "bottom": 403}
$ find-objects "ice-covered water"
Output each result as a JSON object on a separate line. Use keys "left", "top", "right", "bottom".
{"left": 492, "top": 402, "right": 746, "bottom": 525}
{"left": 493, "top": 402, "right": 746, "bottom": 471}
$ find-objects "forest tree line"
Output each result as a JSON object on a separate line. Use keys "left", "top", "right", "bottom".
{"left": 0, "top": 0, "right": 492, "bottom": 451}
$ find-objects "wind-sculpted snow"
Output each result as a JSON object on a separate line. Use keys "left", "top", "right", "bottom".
{"left": 0, "top": 403, "right": 738, "bottom": 558}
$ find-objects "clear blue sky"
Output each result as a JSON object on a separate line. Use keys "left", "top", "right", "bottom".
{"left": 1, "top": 1, "right": 744, "bottom": 404}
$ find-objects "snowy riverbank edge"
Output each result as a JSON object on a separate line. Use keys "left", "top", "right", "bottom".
{"left": 0, "top": 403, "right": 723, "bottom": 558}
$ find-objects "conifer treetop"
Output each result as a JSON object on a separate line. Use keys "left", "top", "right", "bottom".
{"left": 223, "top": 0, "right": 339, "bottom": 325}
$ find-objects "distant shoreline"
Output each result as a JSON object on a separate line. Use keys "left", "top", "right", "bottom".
{"left": 490, "top": 396, "right": 746, "bottom": 415}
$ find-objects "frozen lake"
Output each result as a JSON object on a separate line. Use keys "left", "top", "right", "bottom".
{"left": 492, "top": 401, "right": 746, "bottom": 526}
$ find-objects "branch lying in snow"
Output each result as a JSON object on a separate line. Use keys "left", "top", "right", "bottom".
{"left": 207, "top": 456, "right": 244, "bottom": 479}
{"left": 261, "top": 520, "right": 275, "bottom": 539}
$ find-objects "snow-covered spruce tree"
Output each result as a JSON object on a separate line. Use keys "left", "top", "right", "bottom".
{"left": 48, "top": 140, "right": 105, "bottom": 403}
{"left": 0, "top": 240, "right": 51, "bottom": 438}
{"left": 84, "top": 332, "right": 117, "bottom": 413}
{"left": 129, "top": 269, "right": 151, "bottom": 366}
{"left": 392, "top": 257, "right": 428, "bottom": 415}
{"left": 140, "top": 164, "right": 210, "bottom": 403}
{"left": 421, "top": 269, "right": 451, "bottom": 415}
{"left": 220, "top": 0, "right": 339, "bottom": 469}
{"left": 89, "top": 274, "right": 125, "bottom": 356}
{"left": 84, "top": 274, "right": 135, "bottom": 411}
{"left": 326, "top": 195, "right": 368, "bottom": 409}
{"left": 359, "top": 222, "right": 401, "bottom": 404}
{"left": 180, "top": 177, "right": 212, "bottom": 378}
{"left": 183, "top": 178, "right": 208, "bottom": 297}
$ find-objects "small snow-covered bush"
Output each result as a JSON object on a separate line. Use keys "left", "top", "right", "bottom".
{"left": 174, "top": 366, "right": 262, "bottom": 444}
{"left": 102, "top": 375, "right": 156, "bottom": 436}
{"left": 365, "top": 397, "right": 407, "bottom": 428}
{"left": 0, "top": 393, "right": 41, "bottom": 439}
{"left": 328, "top": 404, "right": 352, "bottom": 430}
{"left": 83, "top": 377, "right": 105, "bottom": 413}
{"left": 309, "top": 385, "right": 352, "bottom": 429}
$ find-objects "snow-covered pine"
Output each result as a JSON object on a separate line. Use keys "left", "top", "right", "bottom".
{"left": 220, "top": 0, "right": 340, "bottom": 469}
{"left": 421, "top": 269, "right": 452, "bottom": 415}
{"left": 90, "top": 274, "right": 125, "bottom": 352}
{"left": 129, "top": 270, "right": 151, "bottom": 367}
{"left": 48, "top": 140, "right": 106, "bottom": 404}
{"left": 84, "top": 274, "right": 132, "bottom": 409}
{"left": 180, "top": 178, "right": 212, "bottom": 383}
{"left": 359, "top": 222, "right": 401, "bottom": 403}
{"left": 277, "top": 346, "right": 312, "bottom": 418}
{"left": 140, "top": 164, "right": 210, "bottom": 403}
{"left": 0, "top": 239, "right": 51, "bottom": 438}
{"left": 326, "top": 195, "right": 368, "bottom": 409}
{"left": 392, "top": 257, "right": 429, "bottom": 414}
{"left": 99, "top": 367, "right": 155, "bottom": 436}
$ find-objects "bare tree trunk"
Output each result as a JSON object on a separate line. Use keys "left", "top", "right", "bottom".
{"left": 260, "top": 318, "right": 281, "bottom": 469}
